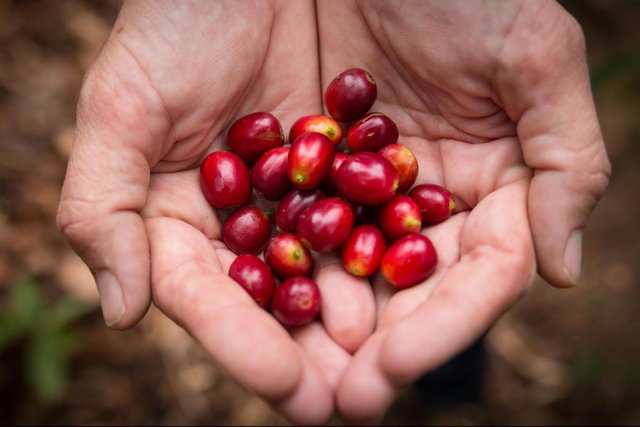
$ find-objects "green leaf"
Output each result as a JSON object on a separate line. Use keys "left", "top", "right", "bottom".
{"left": 0, "top": 313, "right": 26, "bottom": 352}
{"left": 10, "top": 275, "right": 43, "bottom": 326}
{"left": 25, "top": 328, "right": 70, "bottom": 403}
{"left": 45, "top": 298, "right": 90, "bottom": 328}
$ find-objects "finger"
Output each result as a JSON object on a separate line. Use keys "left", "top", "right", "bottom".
{"left": 335, "top": 332, "right": 397, "bottom": 425}
{"left": 273, "top": 346, "right": 335, "bottom": 426}
{"left": 495, "top": 2, "right": 611, "bottom": 287}
{"left": 146, "top": 216, "right": 303, "bottom": 399}
{"left": 57, "top": 56, "right": 172, "bottom": 328}
{"left": 143, "top": 169, "right": 221, "bottom": 239}
{"left": 338, "top": 181, "right": 535, "bottom": 421}
{"left": 314, "top": 253, "right": 377, "bottom": 353}
{"left": 292, "top": 322, "right": 351, "bottom": 390}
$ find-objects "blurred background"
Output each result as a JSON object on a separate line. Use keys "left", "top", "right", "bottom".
{"left": 0, "top": 0, "right": 639, "bottom": 425}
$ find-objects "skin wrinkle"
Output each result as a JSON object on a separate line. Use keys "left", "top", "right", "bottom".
{"left": 351, "top": 3, "right": 517, "bottom": 145}
{"left": 111, "top": 35, "right": 174, "bottom": 162}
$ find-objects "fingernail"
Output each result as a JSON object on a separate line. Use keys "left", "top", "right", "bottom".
{"left": 95, "top": 270, "right": 125, "bottom": 327}
{"left": 563, "top": 230, "right": 582, "bottom": 286}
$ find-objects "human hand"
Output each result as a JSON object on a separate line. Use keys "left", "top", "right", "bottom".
{"left": 316, "top": 0, "right": 610, "bottom": 422}
{"left": 57, "top": 1, "right": 376, "bottom": 423}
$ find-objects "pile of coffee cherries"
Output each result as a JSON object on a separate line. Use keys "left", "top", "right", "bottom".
{"left": 200, "top": 68, "right": 455, "bottom": 327}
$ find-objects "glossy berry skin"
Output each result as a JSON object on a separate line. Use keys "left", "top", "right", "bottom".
{"left": 296, "top": 198, "right": 354, "bottom": 253}
{"left": 200, "top": 151, "right": 252, "bottom": 209}
{"left": 324, "top": 152, "right": 349, "bottom": 195}
{"left": 378, "top": 144, "right": 419, "bottom": 194}
{"left": 227, "top": 112, "right": 284, "bottom": 165}
{"left": 346, "top": 112, "right": 398, "bottom": 152}
{"left": 336, "top": 152, "right": 399, "bottom": 205}
{"left": 275, "top": 189, "right": 325, "bottom": 233}
{"left": 251, "top": 146, "right": 292, "bottom": 201}
{"left": 325, "top": 68, "right": 377, "bottom": 123}
{"left": 381, "top": 233, "right": 438, "bottom": 289}
{"left": 228, "top": 255, "right": 276, "bottom": 309}
{"left": 222, "top": 206, "right": 271, "bottom": 255}
{"left": 342, "top": 225, "right": 386, "bottom": 277}
{"left": 377, "top": 195, "right": 422, "bottom": 240}
{"left": 289, "top": 114, "right": 343, "bottom": 146}
{"left": 409, "top": 184, "right": 457, "bottom": 225}
{"left": 287, "top": 132, "right": 335, "bottom": 189}
{"left": 272, "top": 277, "right": 322, "bottom": 327}
{"left": 264, "top": 233, "right": 314, "bottom": 279}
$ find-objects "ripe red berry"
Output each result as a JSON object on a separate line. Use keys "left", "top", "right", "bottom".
{"left": 227, "top": 112, "right": 284, "bottom": 165}
{"left": 325, "top": 68, "right": 377, "bottom": 122}
{"left": 275, "top": 188, "right": 325, "bottom": 233}
{"left": 289, "top": 114, "right": 343, "bottom": 146}
{"left": 200, "top": 151, "right": 252, "bottom": 209}
{"left": 381, "top": 233, "right": 438, "bottom": 289}
{"left": 336, "top": 152, "right": 399, "bottom": 205}
{"left": 341, "top": 225, "right": 386, "bottom": 277}
{"left": 222, "top": 206, "right": 271, "bottom": 254}
{"left": 378, "top": 144, "right": 419, "bottom": 193}
{"left": 296, "top": 197, "right": 354, "bottom": 253}
{"left": 272, "top": 277, "right": 322, "bottom": 327}
{"left": 287, "top": 132, "right": 335, "bottom": 189}
{"left": 264, "top": 233, "right": 314, "bottom": 279}
{"left": 228, "top": 255, "right": 276, "bottom": 309}
{"left": 251, "top": 146, "right": 292, "bottom": 201}
{"left": 408, "top": 184, "right": 456, "bottom": 225}
{"left": 346, "top": 112, "right": 398, "bottom": 152}
{"left": 377, "top": 195, "right": 422, "bottom": 240}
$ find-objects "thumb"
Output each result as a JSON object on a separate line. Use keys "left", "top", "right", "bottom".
{"left": 57, "top": 53, "right": 171, "bottom": 328}
{"left": 496, "top": 3, "right": 611, "bottom": 288}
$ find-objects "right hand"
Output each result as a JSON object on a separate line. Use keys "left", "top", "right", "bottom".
{"left": 57, "top": 1, "right": 375, "bottom": 423}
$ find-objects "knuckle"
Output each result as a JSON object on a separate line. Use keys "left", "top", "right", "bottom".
{"left": 56, "top": 196, "right": 98, "bottom": 253}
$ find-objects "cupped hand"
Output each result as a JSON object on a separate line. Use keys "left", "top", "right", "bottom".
{"left": 316, "top": 0, "right": 610, "bottom": 422}
{"left": 57, "top": 1, "right": 375, "bottom": 424}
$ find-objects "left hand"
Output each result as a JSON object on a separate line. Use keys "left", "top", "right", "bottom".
{"left": 315, "top": 0, "right": 610, "bottom": 422}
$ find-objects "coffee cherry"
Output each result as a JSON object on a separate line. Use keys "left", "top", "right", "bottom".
{"left": 275, "top": 188, "right": 325, "bottom": 233}
{"left": 251, "top": 146, "right": 292, "bottom": 201}
{"left": 296, "top": 197, "right": 354, "bottom": 253}
{"left": 409, "top": 184, "right": 456, "bottom": 225}
{"left": 228, "top": 255, "right": 276, "bottom": 309}
{"left": 227, "top": 112, "right": 284, "bottom": 165}
{"left": 287, "top": 132, "right": 335, "bottom": 189}
{"left": 381, "top": 233, "right": 438, "bottom": 289}
{"left": 377, "top": 195, "right": 422, "bottom": 240}
{"left": 222, "top": 206, "right": 271, "bottom": 254}
{"left": 272, "top": 277, "right": 322, "bottom": 327}
{"left": 324, "top": 152, "right": 349, "bottom": 195}
{"left": 264, "top": 233, "right": 314, "bottom": 279}
{"left": 336, "top": 152, "right": 399, "bottom": 205}
{"left": 341, "top": 225, "right": 386, "bottom": 277}
{"left": 347, "top": 112, "right": 398, "bottom": 152}
{"left": 289, "top": 114, "right": 343, "bottom": 146}
{"left": 200, "top": 151, "right": 251, "bottom": 209}
{"left": 378, "top": 144, "right": 418, "bottom": 193}
{"left": 325, "top": 68, "right": 377, "bottom": 122}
